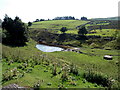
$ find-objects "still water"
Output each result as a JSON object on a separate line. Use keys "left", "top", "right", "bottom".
{"left": 36, "top": 44, "right": 64, "bottom": 52}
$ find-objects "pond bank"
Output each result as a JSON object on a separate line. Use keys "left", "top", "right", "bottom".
{"left": 38, "top": 41, "right": 73, "bottom": 49}
{"left": 37, "top": 41, "right": 81, "bottom": 52}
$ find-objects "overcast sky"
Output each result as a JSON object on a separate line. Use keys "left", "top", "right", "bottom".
{"left": 0, "top": 0, "right": 119, "bottom": 22}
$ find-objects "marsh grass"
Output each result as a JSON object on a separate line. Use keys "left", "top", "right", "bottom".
{"left": 83, "top": 70, "right": 115, "bottom": 87}
{"left": 2, "top": 39, "right": 119, "bottom": 88}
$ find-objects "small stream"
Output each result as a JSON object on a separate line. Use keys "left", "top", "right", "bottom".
{"left": 36, "top": 44, "right": 64, "bottom": 52}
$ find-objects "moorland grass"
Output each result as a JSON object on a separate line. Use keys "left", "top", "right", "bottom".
{"left": 2, "top": 40, "right": 103, "bottom": 88}
{"left": 2, "top": 39, "right": 119, "bottom": 88}
{"left": 2, "top": 20, "right": 120, "bottom": 88}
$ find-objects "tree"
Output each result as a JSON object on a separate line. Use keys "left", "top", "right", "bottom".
{"left": 35, "top": 19, "right": 39, "bottom": 22}
{"left": 78, "top": 26, "right": 88, "bottom": 36}
{"left": 40, "top": 19, "right": 45, "bottom": 21}
{"left": 28, "top": 21, "right": 32, "bottom": 26}
{"left": 2, "top": 15, "right": 28, "bottom": 45}
{"left": 81, "top": 17, "right": 87, "bottom": 20}
{"left": 60, "top": 27, "right": 67, "bottom": 33}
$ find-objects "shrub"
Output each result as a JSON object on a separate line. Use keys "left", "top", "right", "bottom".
{"left": 2, "top": 72, "right": 12, "bottom": 82}
{"left": 60, "top": 27, "right": 67, "bottom": 33}
{"left": 61, "top": 65, "right": 68, "bottom": 82}
{"left": 90, "top": 43, "right": 100, "bottom": 48}
{"left": 61, "top": 72, "right": 68, "bottom": 82}
{"left": 83, "top": 71, "right": 114, "bottom": 87}
{"left": 12, "top": 68, "right": 17, "bottom": 76}
{"left": 69, "top": 81, "right": 77, "bottom": 86}
{"left": 33, "top": 81, "right": 41, "bottom": 90}
{"left": 69, "top": 63, "right": 79, "bottom": 75}
{"left": 58, "top": 83, "right": 64, "bottom": 89}
{"left": 51, "top": 63, "right": 57, "bottom": 76}
{"left": 26, "top": 68, "right": 32, "bottom": 73}
{"left": 17, "top": 65, "right": 23, "bottom": 69}
{"left": 8, "top": 60, "right": 13, "bottom": 65}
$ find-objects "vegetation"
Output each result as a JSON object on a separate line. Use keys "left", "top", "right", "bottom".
{"left": 60, "top": 27, "right": 67, "bottom": 33}
{"left": 81, "top": 17, "right": 87, "bottom": 20}
{"left": 53, "top": 16, "right": 75, "bottom": 20}
{"left": 78, "top": 26, "right": 88, "bottom": 36}
{"left": 2, "top": 18, "right": 120, "bottom": 89}
{"left": 30, "top": 20, "right": 88, "bottom": 31}
{"left": 28, "top": 22, "right": 32, "bottom": 27}
{"left": 2, "top": 15, "right": 28, "bottom": 46}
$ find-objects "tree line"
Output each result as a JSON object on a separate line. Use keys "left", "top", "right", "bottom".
{"left": 34, "top": 16, "right": 88, "bottom": 22}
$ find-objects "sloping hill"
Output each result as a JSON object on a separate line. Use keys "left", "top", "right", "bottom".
{"left": 90, "top": 16, "right": 120, "bottom": 21}
{"left": 30, "top": 20, "right": 89, "bottom": 31}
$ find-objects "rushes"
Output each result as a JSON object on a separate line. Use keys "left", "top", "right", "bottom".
{"left": 69, "top": 63, "right": 79, "bottom": 75}
{"left": 83, "top": 70, "right": 115, "bottom": 87}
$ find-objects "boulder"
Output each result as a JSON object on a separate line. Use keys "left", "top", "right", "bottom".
{"left": 104, "top": 55, "right": 113, "bottom": 60}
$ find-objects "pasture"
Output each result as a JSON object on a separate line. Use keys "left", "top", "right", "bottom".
{"left": 2, "top": 20, "right": 120, "bottom": 88}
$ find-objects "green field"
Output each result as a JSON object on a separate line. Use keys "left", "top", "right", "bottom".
{"left": 57, "top": 29, "right": 118, "bottom": 37}
{"left": 30, "top": 20, "right": 119, "bottom": 37}
{"left": 87, "top": 29, "right": 119, "bottom": 37}
{"left": 30, "top": 20, "right": 88, "bottom": 30}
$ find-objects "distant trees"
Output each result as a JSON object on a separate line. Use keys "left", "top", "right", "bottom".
{"left": 78, "top": 26, "right": 88, "bottom": 36}
{"left": 40, "top": 19, "right": 45, "bottom": 21}
{"left": 34, "top": 19, "right": 45, "bottom": 22}
{"left": 53, "top": 16, "right": 75, "bottom": 20}
{"left": 60, "top": 27, "right": 67, "bottom": 33}
{"left": 81, "top": 17, "right": 87, "bottom": 20}
{"left": 2, "top": 15, "right": 29, "bottom": 45}
{"left": 35, "top": 19, "right": 39, "bottom": 22}
{"left": 28, "top": 22, "right": 32, "bottom": 26}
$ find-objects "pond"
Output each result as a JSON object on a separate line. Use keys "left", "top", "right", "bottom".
{"left": 36, "top": 44, "right": 64, "bottom": 52}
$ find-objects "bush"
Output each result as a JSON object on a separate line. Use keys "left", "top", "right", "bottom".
{"left": 51, "top": 63, "right": 57, "bottom": 76}
{"left": 61, "top": 65, "right": 68, "bottom": 82}
{"left": 33, "top": 81, "right": 41, "bottom": 90}
{"left": 61, "top": 72, "right": 68, "bottom": 82}
{"left": 83, "top": 71, "right": 114, "bottom": 87}
{"left": 69, "top": 63, "right": 79, "bottom": 75}
{"left": 25, "top": 67, "right": 33, "bottom": 73}
{"left": 90, "top": 43, "right": 100, "bottom": 48}
{"left": 60, "top": 27, "right": 67, "bottom": 33}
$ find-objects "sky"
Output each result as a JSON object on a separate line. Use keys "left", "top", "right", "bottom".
{"left": 0, "top": 0, "right": 119, "bottom": 22}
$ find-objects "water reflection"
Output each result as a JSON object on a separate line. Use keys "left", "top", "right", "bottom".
{"left": 36, "top": 44, "right": 64, "bottom": 52}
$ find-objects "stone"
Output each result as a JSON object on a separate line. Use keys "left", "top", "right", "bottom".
{"left": 104, "top": 55, "right": 113, "bottom": 60}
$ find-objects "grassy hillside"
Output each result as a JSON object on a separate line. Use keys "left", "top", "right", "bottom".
{"left": 2, "top": 39, "right": 119, "bottom": 88}
{"left": 29, "top": 20, "right": 118, "bottom": 37}
{"left": 30, "top": 20, "right": 88, "bottom": 31}
{"left": 90, "top": 17, "right": 120, "bottom": 21}
{"left": 2, "top": 20, "right": 120, "bottom": 88}
{"left": 87, "top": 29, "right": 119, "bottom": 37}
{"left": 2, "top": 40, "right": 103, "bottom": 88}
{"left": 56, "top": 29, "right": 118, "bottom": 37}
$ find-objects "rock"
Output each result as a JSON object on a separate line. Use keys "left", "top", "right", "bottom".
{"left": 103, "top": 55, "right": 113, "bottom": 60}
